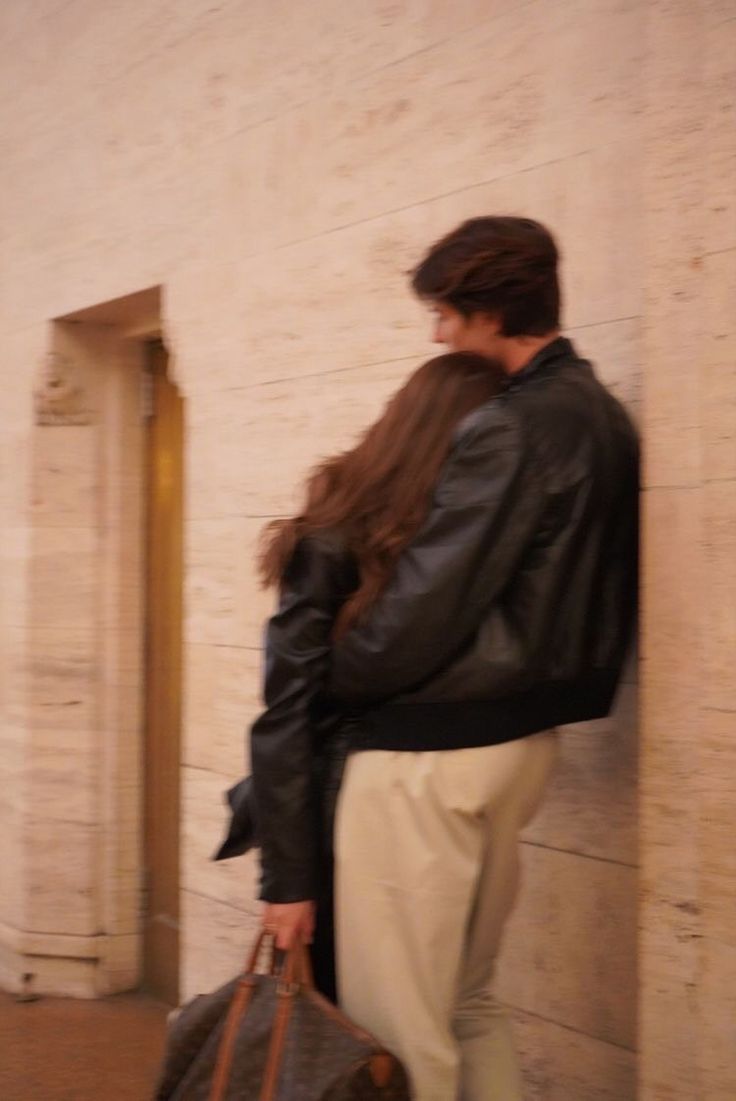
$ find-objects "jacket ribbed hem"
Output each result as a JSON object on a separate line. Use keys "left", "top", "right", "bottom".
{"left": 351, "top": 671, "right": 620, "bottom": 752}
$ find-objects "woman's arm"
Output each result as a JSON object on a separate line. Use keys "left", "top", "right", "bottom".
{"left": 250, "top": 535, "right": 353, "bottom": 944}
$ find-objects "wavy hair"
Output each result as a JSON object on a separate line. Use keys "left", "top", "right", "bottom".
{"left": 259, "top": 352, "right": 505, "bottom": 636}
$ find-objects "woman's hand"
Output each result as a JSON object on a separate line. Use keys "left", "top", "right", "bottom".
{"left": 262, "top": 900, "right": 316, "bottom": 951}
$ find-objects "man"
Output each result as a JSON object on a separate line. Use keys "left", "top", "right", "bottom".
{"left": 330, "top": 216, "right": 639, "bottom": 1100}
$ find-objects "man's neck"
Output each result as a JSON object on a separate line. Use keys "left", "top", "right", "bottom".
{"left": 502, "top": 330, "right": 561, "bottom": 375}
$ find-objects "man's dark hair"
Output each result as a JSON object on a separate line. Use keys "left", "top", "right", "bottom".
{"left": 411, "top": 216, "right": 560, "bottom": 336}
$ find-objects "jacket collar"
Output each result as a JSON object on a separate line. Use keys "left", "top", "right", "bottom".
{"left": 503, "top": 336, "right": 577, "bottom": 391}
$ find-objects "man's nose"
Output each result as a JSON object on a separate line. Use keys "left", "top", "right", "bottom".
{"left": 432, "top": 323, "right": 444, "bottom": 344}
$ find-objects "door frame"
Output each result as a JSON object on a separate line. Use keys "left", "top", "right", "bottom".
{"left": 141, "top": 338, "right": 183, "bottom": 1004}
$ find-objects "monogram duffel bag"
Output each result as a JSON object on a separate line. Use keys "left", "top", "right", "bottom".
{"left": 153, "top": 932, "right": 411, "bottom": 1101}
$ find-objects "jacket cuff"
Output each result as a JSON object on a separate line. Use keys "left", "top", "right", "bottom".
{"left": 258, "top": 864, "right": 316, "bottom": 903}
{"left": 258, "top": 884, "right": 316, "bottom": 904}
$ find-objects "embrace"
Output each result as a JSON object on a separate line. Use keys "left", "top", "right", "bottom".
{"left": 225, "top": 216, "right": 638, "bottom": 1101}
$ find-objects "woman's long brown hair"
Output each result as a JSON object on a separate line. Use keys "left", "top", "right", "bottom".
{"left": 259, "top": 351, "right": 506, "bottom": 637}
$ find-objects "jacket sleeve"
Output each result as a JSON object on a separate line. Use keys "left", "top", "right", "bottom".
{"left": 330, "top": 405, "right": 543, "bottom": 702}
{"left": 250, "top": 536, "right": 351, "bottom": 903}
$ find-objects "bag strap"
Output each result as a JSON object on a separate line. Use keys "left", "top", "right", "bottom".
{"left": 259, "top": 942, "right": 312, "bottom": 1101}
{"left": 278, "top": 939, "right": 313, "bottom": 990}
{"left": 208, "top": 972, "right": 258, "bottom": 1101}
{"left": 247, "top": 929, "right": 273, "bottom": 974}
{"left": 208, "top": 935, "right": 312, "bottom": 1101}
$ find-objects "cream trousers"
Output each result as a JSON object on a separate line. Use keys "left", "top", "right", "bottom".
{"left": 335, "top": 731, "right": 558, "bottom": 1101}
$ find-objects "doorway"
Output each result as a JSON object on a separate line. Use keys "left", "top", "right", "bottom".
{"left": 142, "top": 339, "right": 184, "bottom": 1004}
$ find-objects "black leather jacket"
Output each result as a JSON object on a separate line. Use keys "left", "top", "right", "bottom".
{"left": 332, "top": 336, "right": 639, "bottom": 747}
{"left": 249, "top": 533, "right": 358, "bottom": 902}
{"left": 250, "top": 338, "right": 639, "bottom": 901}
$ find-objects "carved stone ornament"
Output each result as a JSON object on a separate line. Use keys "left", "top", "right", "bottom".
{"left": 34, "top": 351, "right": 94, "bottom": 426}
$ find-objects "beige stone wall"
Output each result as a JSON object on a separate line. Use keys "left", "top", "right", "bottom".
{"left": 0, "top": 0, "right": 733, "bottom": 1097}
{"left": 639, "top": 4, "right": 736, "bottom": 1099}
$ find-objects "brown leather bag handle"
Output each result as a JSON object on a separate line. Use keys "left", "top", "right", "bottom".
{"left": 277, "top": 939, "right": 313, "bottom": 990}
{"left": 208, "top": 935, "right": 312, "bottom": 1101}
{"left": 246, "top": 929, "right": 274, "bottom": 974}
{"left": 258, "top": 942, "right": 313, "bottom": 1101}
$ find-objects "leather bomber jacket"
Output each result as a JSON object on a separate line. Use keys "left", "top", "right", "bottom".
{"left": 249, "top": 532, "right": 358, "bottom": 902}
{"left": 249, "top": 337, "right": 639, "bottom": 901}
{"left": 331, "top": 336, "right": 640, "bottom": 747}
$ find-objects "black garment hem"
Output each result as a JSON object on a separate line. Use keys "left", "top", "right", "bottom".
{"left": 351, "top": 671, "right": 620, "bottom": 752}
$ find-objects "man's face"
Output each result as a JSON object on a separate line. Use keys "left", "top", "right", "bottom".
{"left": 429, "top": 302, "right": 505, "bottom": 361}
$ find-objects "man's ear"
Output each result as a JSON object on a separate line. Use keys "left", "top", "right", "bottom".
{"left": 475, "top": 311, "right": 502, "bottom": 337}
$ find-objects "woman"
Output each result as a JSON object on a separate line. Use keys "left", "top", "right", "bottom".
{"left": 249, "top": 351, "right": 506, "bottom": 1000}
